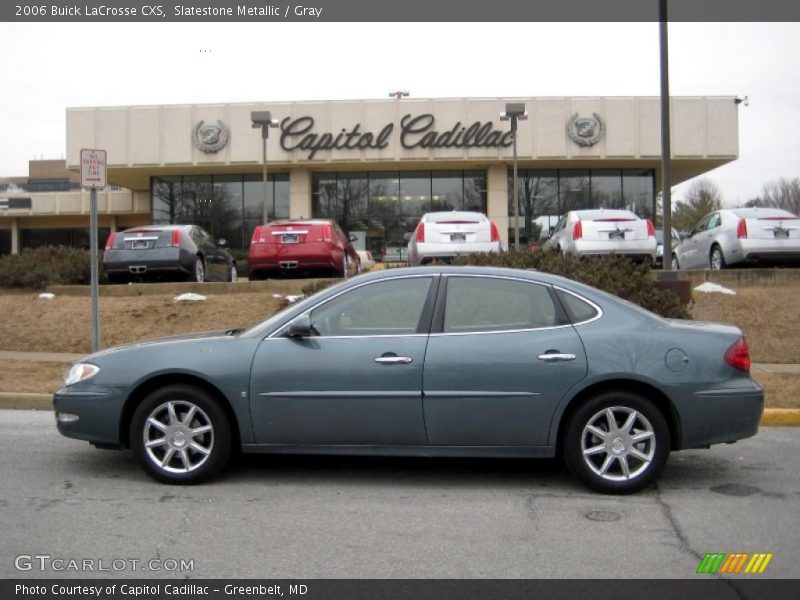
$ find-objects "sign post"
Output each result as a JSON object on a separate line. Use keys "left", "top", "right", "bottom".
{"left": 80, "top": 149, "right": 107, "bottom": 353}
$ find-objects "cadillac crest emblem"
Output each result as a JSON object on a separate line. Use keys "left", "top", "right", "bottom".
{"left": 567, "top": 113, "right": 604, "bottom": 147}
{"left": 193, "top": 120, "right": 230, "bottom": 153}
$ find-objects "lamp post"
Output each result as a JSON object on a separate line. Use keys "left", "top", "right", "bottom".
{"left": 659, "top": 0, "right": 674, "bottom": 271}
{"left": 251, "top": 111, "right": 280, "bottom": 225}
{"left": 500, "top": 102, "right": 527, "bottom": 250}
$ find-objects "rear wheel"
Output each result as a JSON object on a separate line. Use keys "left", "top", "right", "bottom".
{"left": 228, "top": 263, "right": 238, "bottom": 283}
{"left": 563, "top": 391, "right": 670, "bottom": 494}
{"left": 341, "top": 255, "right": 350, "bottom": 279}
{"left": 671, "top": 255, "right": 680, "bottom": 270}
{"left": 130, "top": 385, "right": 232, "bottom": 484}
{"left": 192, "top": 256, "right": 206, "bottom": 282}
{"left": 710, "top": 245, "right": 727, "bottom": 270}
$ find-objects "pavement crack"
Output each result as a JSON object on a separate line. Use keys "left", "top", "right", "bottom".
{"left": 653, "top": 483, "right": 702, "bottom": 561}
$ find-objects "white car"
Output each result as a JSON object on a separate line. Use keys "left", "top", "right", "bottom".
{"left": 673, "top": 208, "right": 800, "bottom": 270}
{"left": 543, "top": 209, "right": 657, "bottom": 263}
{"left": 407, "top": 211, "right": 502, "bottom": 266}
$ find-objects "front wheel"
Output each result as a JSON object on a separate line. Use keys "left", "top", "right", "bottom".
{"left": 130, "top": 385, "right": 232, "bottom": 484}
{"left": 710, "top": 245, "right": 727, "bottom": 270}
{"left": 341, "top": 255, "right": 350, "bottom": 279}
{"left": 671, "top": 255, "right": 680, "bottom": 271}
{"left": 563, "top": 392, "right": 670, "bottom": 494}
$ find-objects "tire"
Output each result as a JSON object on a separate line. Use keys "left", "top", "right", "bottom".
{"left": 229, "top": 263, "right": 238, "bottom": 283}
{"left": 192, "top": 256, "right": 206, "bottom": 282}
{"left": 130, "top": 384, "right": 232, "bottom": 485}
{"left": 248, "top": 270, "right": 266, "bottom": 281}
{"left": 671, "top": 255, "right": 680, "bottom": 271}
{"left": 710, "top": 245, "right": 727, "bottom": 270}
{"left": 341, "top": 255, "right": 349, "bottom": 279}
{"left": 563, "top": 391, "right": 670, "bottom": 494}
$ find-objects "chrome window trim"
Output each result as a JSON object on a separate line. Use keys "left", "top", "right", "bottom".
{"left": 267, "top": 274, "right": 437, "bottom": 340}
{"left": 433, "top": 273, "right": 567, "bottom": 336}
{"left": 552, "top": 285, "right": 604, "bottom": 326}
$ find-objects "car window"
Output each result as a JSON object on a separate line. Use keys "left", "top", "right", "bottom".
{"left": 557, "top": 290, "right": 599, "bottom": 324}
{"left": 443, "top": 277, "right": 558, "bottom": 333}
{"left": 554, "top": 215, "right": 567, "bottom": 232}
{"left": 694, "top": 215, "right": 712, "bottom": 233}
{"left": 707, "top": 213, "right": 721, "bottom": 230}
{"left": 310, "top": 277, "right": 432, "bottom": 337}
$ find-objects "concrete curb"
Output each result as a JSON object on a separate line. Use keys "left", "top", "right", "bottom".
{"left": 2, "top": 392, "right": 800, "bottom": 427}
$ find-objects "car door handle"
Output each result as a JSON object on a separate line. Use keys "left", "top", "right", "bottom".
{"left": 537, "top": 353, "right": 576, "bottom": 362}
{"left": 374, "top": 356, "right": 413, "bottom": 365}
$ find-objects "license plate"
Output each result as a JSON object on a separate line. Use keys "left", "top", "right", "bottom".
{"left": 774, "top": 229, "right": 789, "bottom": 239}
{"left": 131, "top": 240, "right": 149, "bottom": 250}
{"left": 450, "top": 233, "right": 466, "bottom": 242}
{"left": 608, "top": 231, "right": 625, "bottom": 240}
{"left": 281, "top": 234, "right": 299, "bottom": 244}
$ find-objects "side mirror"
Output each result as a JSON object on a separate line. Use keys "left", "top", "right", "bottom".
{"left": 217, "top": 238, "right": 227, "bottom": 247}
{"left": 286, "top": 316, "right": 313, "bottom": 338}
{"left": 679, "top": 230, "right": 692, "bottom": 240}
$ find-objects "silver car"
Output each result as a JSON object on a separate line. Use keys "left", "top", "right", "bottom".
{"left": 543, "top": 209, "right": 657, "bottom": 263}
{"left": 673, "top": 208, "right": 800, "bottom": 270}
{"left": 407, "top": 211, "right": 502, "bottom": 266}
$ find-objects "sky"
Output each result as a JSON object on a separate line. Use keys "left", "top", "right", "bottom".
{"left": 1, "top": 22, "right": 798, "bottom": 205}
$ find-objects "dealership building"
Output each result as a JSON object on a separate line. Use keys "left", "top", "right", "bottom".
{"left": 0, "top": 96, "right": 739, "bottom": 258}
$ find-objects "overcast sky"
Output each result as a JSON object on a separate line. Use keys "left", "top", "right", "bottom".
{"left": 1, "top": 22, "right": 798, "bottom": 204}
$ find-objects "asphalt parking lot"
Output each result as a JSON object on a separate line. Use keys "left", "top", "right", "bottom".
{"left": 1, "top": 409, "right": 798, "bottom": 579}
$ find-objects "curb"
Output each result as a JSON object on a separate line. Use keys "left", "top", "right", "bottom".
{"left": 1, "top": 393, "right": 800, "bottom": 427}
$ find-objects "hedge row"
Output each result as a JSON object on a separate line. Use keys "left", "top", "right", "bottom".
{"left": 0, "top": 246, "right": 102, "bottom": 289}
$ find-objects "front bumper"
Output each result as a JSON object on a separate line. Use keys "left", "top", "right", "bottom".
{"left": 53, "top": 385, "right": 130, "bottom": 447}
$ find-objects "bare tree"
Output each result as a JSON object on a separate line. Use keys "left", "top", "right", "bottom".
{"left": 757, "top": 178, "right": 800, "bottom": 215}
{"left": 672, "top": 179, "right": 723, "bottom": 232}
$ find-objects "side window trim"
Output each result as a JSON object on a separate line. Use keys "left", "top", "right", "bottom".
{"left": 552, "top": 286, "right": 604, "bottom": 325}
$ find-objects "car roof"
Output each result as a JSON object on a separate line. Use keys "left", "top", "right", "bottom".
{"left": 572, "top": 209, "right": 640, "bottom": 220}
{"left": 732, "top": 207, "right": 798, "bottom": 219}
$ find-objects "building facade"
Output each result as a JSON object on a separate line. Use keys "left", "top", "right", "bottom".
{"left": 1, "top": 96, "right": 739, "bottom": 257}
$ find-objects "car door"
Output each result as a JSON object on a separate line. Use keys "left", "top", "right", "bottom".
{"left": 680, "top": 214, "right": 711, "bottom": 269}
{"left": 249, "top": 275, "right": 437, "bottom": 445}
{"left": 695, "top": 213, "right": 722, "bottom": 268}
{"left": 196, "top": 227, "right": 225, "bottom": 280}
{"left": 422, "top": 274, "right": 588, "bottom": 447}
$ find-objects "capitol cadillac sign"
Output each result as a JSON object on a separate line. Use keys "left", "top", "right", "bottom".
{"left": 193, "top": 112, "right": 605, "bottom": 158}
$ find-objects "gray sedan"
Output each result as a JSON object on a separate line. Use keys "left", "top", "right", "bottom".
{"left": 673, "top": 208, "right": 800, "bottom": 270}
{"left": 54, "top": 266, "right": 763, "bottom": 494}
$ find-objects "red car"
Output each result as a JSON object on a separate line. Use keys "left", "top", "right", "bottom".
{"left": 248, "top": 219, "right": 360, "bottom": 280}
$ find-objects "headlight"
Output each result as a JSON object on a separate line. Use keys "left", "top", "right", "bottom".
{"left": 64, "top": 363, "right": 100, "bottom": 386}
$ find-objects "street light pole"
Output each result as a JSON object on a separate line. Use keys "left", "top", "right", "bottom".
{"left": 251, "top": 111, "right": 280, "bottom": 225}
{"left": 659, "top": 0, "right": 674, "bottom": 271}
{"left": 501, "top": 103, "right": 527, "bottom": 250}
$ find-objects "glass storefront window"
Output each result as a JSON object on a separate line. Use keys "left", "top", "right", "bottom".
{"left": 313, "top": 170, "right": 487, "bottom": 262}
{"left": 622, "top": 169, "right": 655, "bottom": 219}
{"left": 153, "top": 174, "right": 289, "bottom": 250}
{"left": 590, "top": 170, "right": 623, "bottom": 210}
{"left": 559, "top": 170, "right": 592, "bottom": 213}
{"left": 18, "top": 228, "right": 109, "bottom": 251}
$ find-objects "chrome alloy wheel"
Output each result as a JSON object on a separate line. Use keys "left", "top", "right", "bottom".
{"left": 581, "top": 406, "right": 656, "bottom": 482}
{"left": 143, "top": 400, "right": 214, "bottom": 474}
{"left": 195, "top": 258, "right": 205, "bottom": 282}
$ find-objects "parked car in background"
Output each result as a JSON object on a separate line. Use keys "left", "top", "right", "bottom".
{"left": 104, "top": 225, "right": 236, "bottom": 283}
{"left": 248, "top": 219, "right": 360, "bottom": 279}
{"left": 356, "top": 249, "right": 375, "bottom": 271}
{"left": 543, "top": 209, "right": 657, "bottom": 264}
{"left": 655, "top": 228, "right": 681, "bottom": 267}
{"left": 407, "top": 211, "right": 502, "bottom": 266}
{"left": 54, "top": 266, "right": 763, "bottom": 494}
{"left": 672, "top": 208, "right": 800, "bottom": 270}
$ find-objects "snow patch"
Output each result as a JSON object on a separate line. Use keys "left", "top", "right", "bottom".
{"left": 174, "top": 293, "right": 207, "bottom": 302}
{"left": 694, "top": 282, "right": 736, "bottom": 295}
{"left": 38, "top": 293, "right": 55, "bottom": 300}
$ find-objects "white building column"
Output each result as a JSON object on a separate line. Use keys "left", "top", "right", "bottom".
{"left": 11, "top": 218, "right": 19, "bottom": 255}
{"left": 289, "top": 168, "right": 312, "bottom": 219}
{"left": 486, "top": 165, "right": 509, "bottom": 248}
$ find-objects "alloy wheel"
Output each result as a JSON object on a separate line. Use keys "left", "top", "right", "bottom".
{"left": 143, "top": 400, "right": 214, "bottom": 474}
{"left": 580, "top": 406, "right": 656, "bottom": 482}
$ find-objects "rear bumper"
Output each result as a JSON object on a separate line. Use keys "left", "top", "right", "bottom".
{"left": 673, "top": 380, "right": 764, "bottom": 450}
{"left": 737, "top": 239, "right": 800, "bottom": 262}
{"left": 248, "top": 243, "right": 340, "bottom": 273}
{"left": 104, "top": 249, "right": 191, "bottom": 275}
{"left": 573, "top": 240, "right": 657, "bottom": 261}
{"left": 411, "top": 242, "right": 501, "bottom": 265}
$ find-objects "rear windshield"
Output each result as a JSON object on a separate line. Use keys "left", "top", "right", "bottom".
{"left": 426, "top": 212, "right": 486, "bottom": 223}
{"left": 574, "top": 210, "right": 639, "bottom": 221}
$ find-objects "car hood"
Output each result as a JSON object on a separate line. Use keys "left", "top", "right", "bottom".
{"left": 80, "top": 330, "right": 238, "bottom": 362}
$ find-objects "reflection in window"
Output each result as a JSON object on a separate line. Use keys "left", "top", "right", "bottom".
{"left": 444, "top": 277, "right": 558, "bottom": 333}
{"left": 508, "top": 169, "right": 655, "bottom": 241}
{"left": 312, "top": 170, "right": 487, "bottom": 262}
{"left": 311, "top": 277, "right": 432, "bottom": 337}
{"left": 152, "top": 174, "right": 289, "bottom": 250}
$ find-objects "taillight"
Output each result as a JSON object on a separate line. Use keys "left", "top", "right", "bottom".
{"left": 737, "top": 218, "right": 748, "bottom": 239}
{"left": 251, "top": 227, "right": 261, "bottom": 244}
{"left": 171, "top": 230, "right": 181, "bottom": 247}
{"left": 724, "top": 337, "right": 751, "bottom": 372}
{"left": 104, "top": 232, "right": 116, "bottom": 250}
{"left": 322, "top": 224, "right": 333, "bottom": 243}
{"left": 647, "top": 219, "right": 656, "bottom": 238}
{"left": 489, "top": 221, "right": 500, "bottom": 243}
{"left": 573, "top": 220, "right": 583, "bottom": 240}
{"left": 415, "top": 222, "right": 425, "bottom": 243}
